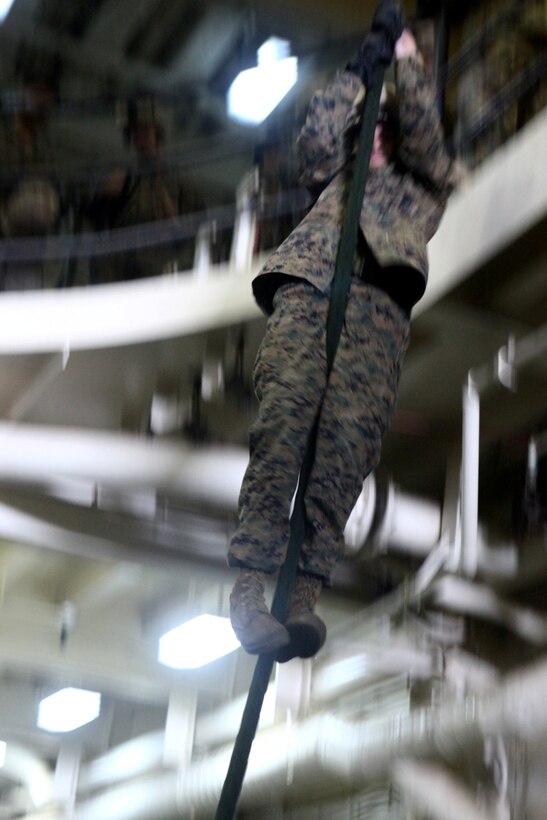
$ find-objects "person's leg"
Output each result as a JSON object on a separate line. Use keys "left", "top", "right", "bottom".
{"left": 228, "top": 282, "right": 329, "bottom": 573}
{"left": 229, "top": 282, "right": 330, "bottom": 653}
{"left": 302, "top": 282, "right": 410, "bottom": 582}
{"left": 277, "top": 283, "right": 410, "bottom": 662}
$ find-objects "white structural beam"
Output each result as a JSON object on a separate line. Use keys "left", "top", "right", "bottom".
{"left": 393, "top": 760, "right": 500, "bottom": 820}
{"left": 0, "top": 111, "right": 546, "bottom": 356}
{"left": 72, "top": 657, "right": 547, "bottom": 819}
{"left": 430, "top": 576, "right": 547, "bottom": 645}
{"left": 0, "top": 426, "right": 249, "bottom": 506}
{"left": 424, "top": 107, "right": 547, "bottom": 312}
{"left": 0, "top": 261, "right": 264, "bottom": 354}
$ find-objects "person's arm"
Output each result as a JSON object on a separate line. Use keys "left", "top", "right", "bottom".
{"left": 394, "top": 30, "right": 454, "bottom": 194}
{"left": 298, "top": 0, "right": 404, "bottom": 195}
{"left": 296, "top": 72, "right": 366, "bottom": 196}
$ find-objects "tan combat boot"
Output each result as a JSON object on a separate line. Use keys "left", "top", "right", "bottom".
{"left": 276, "top": 573, "right": 327, "bottom": 663}
{"left": 230, "top": 569, "right": 290, "bottom": 655}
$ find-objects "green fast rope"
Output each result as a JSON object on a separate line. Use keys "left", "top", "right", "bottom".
{"left": 214, "top": 60, "right": 389, "bottom": 820}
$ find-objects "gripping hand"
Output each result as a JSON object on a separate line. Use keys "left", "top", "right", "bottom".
{"left": 371, "top": 0, "right": 405, "bottom": 47}
{"left": 347, "top": 0, "right": 405, "bottom": 88}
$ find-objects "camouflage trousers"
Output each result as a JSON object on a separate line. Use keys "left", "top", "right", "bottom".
{"left": 227, "top": 279, "right": 410, "bottom": 585}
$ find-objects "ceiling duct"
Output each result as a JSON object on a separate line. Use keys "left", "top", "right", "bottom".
{"left": 72, "top": 657, "right": 547, "bottom": 819}
{"left": 0, "top": 424, "right": 442, "bottom": 558}
{"left": 0, "top": 743, "right": 54, "bottom": 812}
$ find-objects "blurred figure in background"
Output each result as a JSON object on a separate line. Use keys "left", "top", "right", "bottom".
{"left": 0, "top": 80, "right": 60, "bottom": 290}
{"left": 86, "top": 96, "right": 203, "bottom": 283}
{"left": 455, "top": 0, "right": 546, "bottom": 168}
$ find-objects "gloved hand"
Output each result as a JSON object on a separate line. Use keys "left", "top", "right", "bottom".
{"left": 371, "top": 0, "right": 405, "bottom": 44}
{"left": 346, "top": 0, "right": 405, "bottom": 88}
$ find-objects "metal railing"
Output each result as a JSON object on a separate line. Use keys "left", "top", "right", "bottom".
{"left": 0, "top": 0, "right": 544, "bottom": 290}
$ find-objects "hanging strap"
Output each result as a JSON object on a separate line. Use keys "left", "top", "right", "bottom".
{"left": 214, "top": 60, "right": 390, "bottom": 820}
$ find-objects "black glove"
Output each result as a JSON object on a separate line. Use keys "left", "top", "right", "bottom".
{"left": 346, "top": 0, "right": 405, "bottom": 88}
{"left": 371, "top": 0, "right": 405, "bottom": 44}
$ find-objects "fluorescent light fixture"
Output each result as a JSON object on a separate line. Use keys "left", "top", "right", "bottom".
{"left": 0, "top": 0, "right": 15, "bottom": 23}
{"left": 228, "top": 36, "right": 298, "bottom": 125}
{"left": 38, "top": 687, "right": 101, "bottom": 733}
{"left": 158, "top": 614, "right": 240, "bottom": 669}
{"left": 0, "top": 741, "right": 5, "bottom": 768}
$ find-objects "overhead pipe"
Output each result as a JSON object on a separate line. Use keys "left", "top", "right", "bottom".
{"left": 0, "top": 743, "right": 54, "bottom": 811}
{"left": 0, "top": 423, "right": 442, "bottom": 557}
{"left": 460, "top": 337, "right": 516, "bottom": 577}
{"left": 462, "top": 372, "right": 481, "bottom": 577}
{"left": 459, "top": 323, "right": 547, "bottom": 578}
{"left": 392, "top": 760, "right": 500, "bottom": 820}
{"left": 72, "top": 657, "right": 547, "bottom": 819}
{"left": 329, "top": 324, "right": 547, "bottom": 633}
{"left": 78, "top": 688, "right": 280, "bottom": 797}
{"left": 524, "top": 429, "right": 547, "bottom": 526}
{"left": 77, "top": 731, "right": 166, "bottom": 795}
{"left": 430, "top": 576, "right": 547, "bottom": 645}
{"left": 0, "top": 263, "right": 261, "bottom": 354}
{"left": 0, "top": 424, "right": 248, "bottom": 511}
{"left": 311, "top": 644, "right": 436, "bottom": 704}
{"left": 364, "top": 480, "right": 442, "bottom": 558}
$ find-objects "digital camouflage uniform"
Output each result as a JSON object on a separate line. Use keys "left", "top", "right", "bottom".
{"left": 228, "top": 54, "right": 455, "bottom": 585}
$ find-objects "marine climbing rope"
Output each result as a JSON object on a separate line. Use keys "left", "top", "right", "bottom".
{"left": 214, "top": 43, "right": 394, "bottom": 820}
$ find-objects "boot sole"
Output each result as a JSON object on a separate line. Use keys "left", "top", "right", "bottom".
{"left": 232, "top": 614, "right": 291, "bottom": 655}
{"left": 242, "top": 629, "right": 291, "bottom": 656}
{"left": 276, "top": 614, "right": 327, "bottom": 663}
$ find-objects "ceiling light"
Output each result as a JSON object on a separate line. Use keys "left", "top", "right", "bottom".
{"left": 0, "top": 0, "right": 15, "bottom": 23}
{"left": 227, "top": 37, "right": 298, "bottom": 125}
{"left": 158, "top": 614, "right": 240, "bottom": 669}
{"left": 38, "top": 687, "right": 101, "bottom": 733}
{"left": 0, "top": 741, "right": 5, "bottom": 768}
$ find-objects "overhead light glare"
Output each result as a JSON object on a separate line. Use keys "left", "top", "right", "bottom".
{"left": 227, "top": 37, "right": 298, "bottom": 125}
{"left": 38, "top": 687, "right": 101, "bottom": 733}
{"left": 0, "top": 0, "right": 15, "bottom": 23}
{"left": 0, "top": 741, "right": 5, "bottom": 768}
{"left": 158, "top": 614, "right": 240, "bottom": 669}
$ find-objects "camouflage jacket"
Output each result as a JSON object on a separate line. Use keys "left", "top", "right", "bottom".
{"left": 253, "top": 54, "right": 455, "bottom": 315}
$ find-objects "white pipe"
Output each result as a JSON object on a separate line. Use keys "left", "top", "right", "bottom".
{"left": 510, "top": 322, "right": 547, "bottom": 371}
{"left": 77, "top": 731, "right": 165, "bottom": 794}
{"left": 0, "top": 264, "right": 263, "bottom": 354}
{"left": 1, "top": 743, "right": 54, "bottom": 809}
{"left": 430, "top": 576, "right": 547, "bottom": 645}
{"left": 194, "top": 682, "right": 278, "bottom": 749}
{"left": 73, "top": 657, "right": 547, "bottom": 819}
{"left": 461, "top": 375, "right": 480, "bottom": 577}
{"left": 312, "top": 645, "right": 435, "bottom": 703}
{"left": 459, "top": 324, "right": 547, "bottom": 579}
{"left": 0, "top": 424, "right": 443, "bottom": 558}
{"left": 530, "top": 429, "right": 547, "bottom": 458}
{"left": 393, "top": 760, "right": 500, "bottom": 820}
{"left": 343, "top": 474, "right": 377, "bottom": 555}
{"left": 373, "top": 483, "right": 441, "bottom": 556}
{"left": 0, "top": 424, "right": 248, "bottom": 510}
{"left": 527, "top": 437, "right": 538, "bottom": 490}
